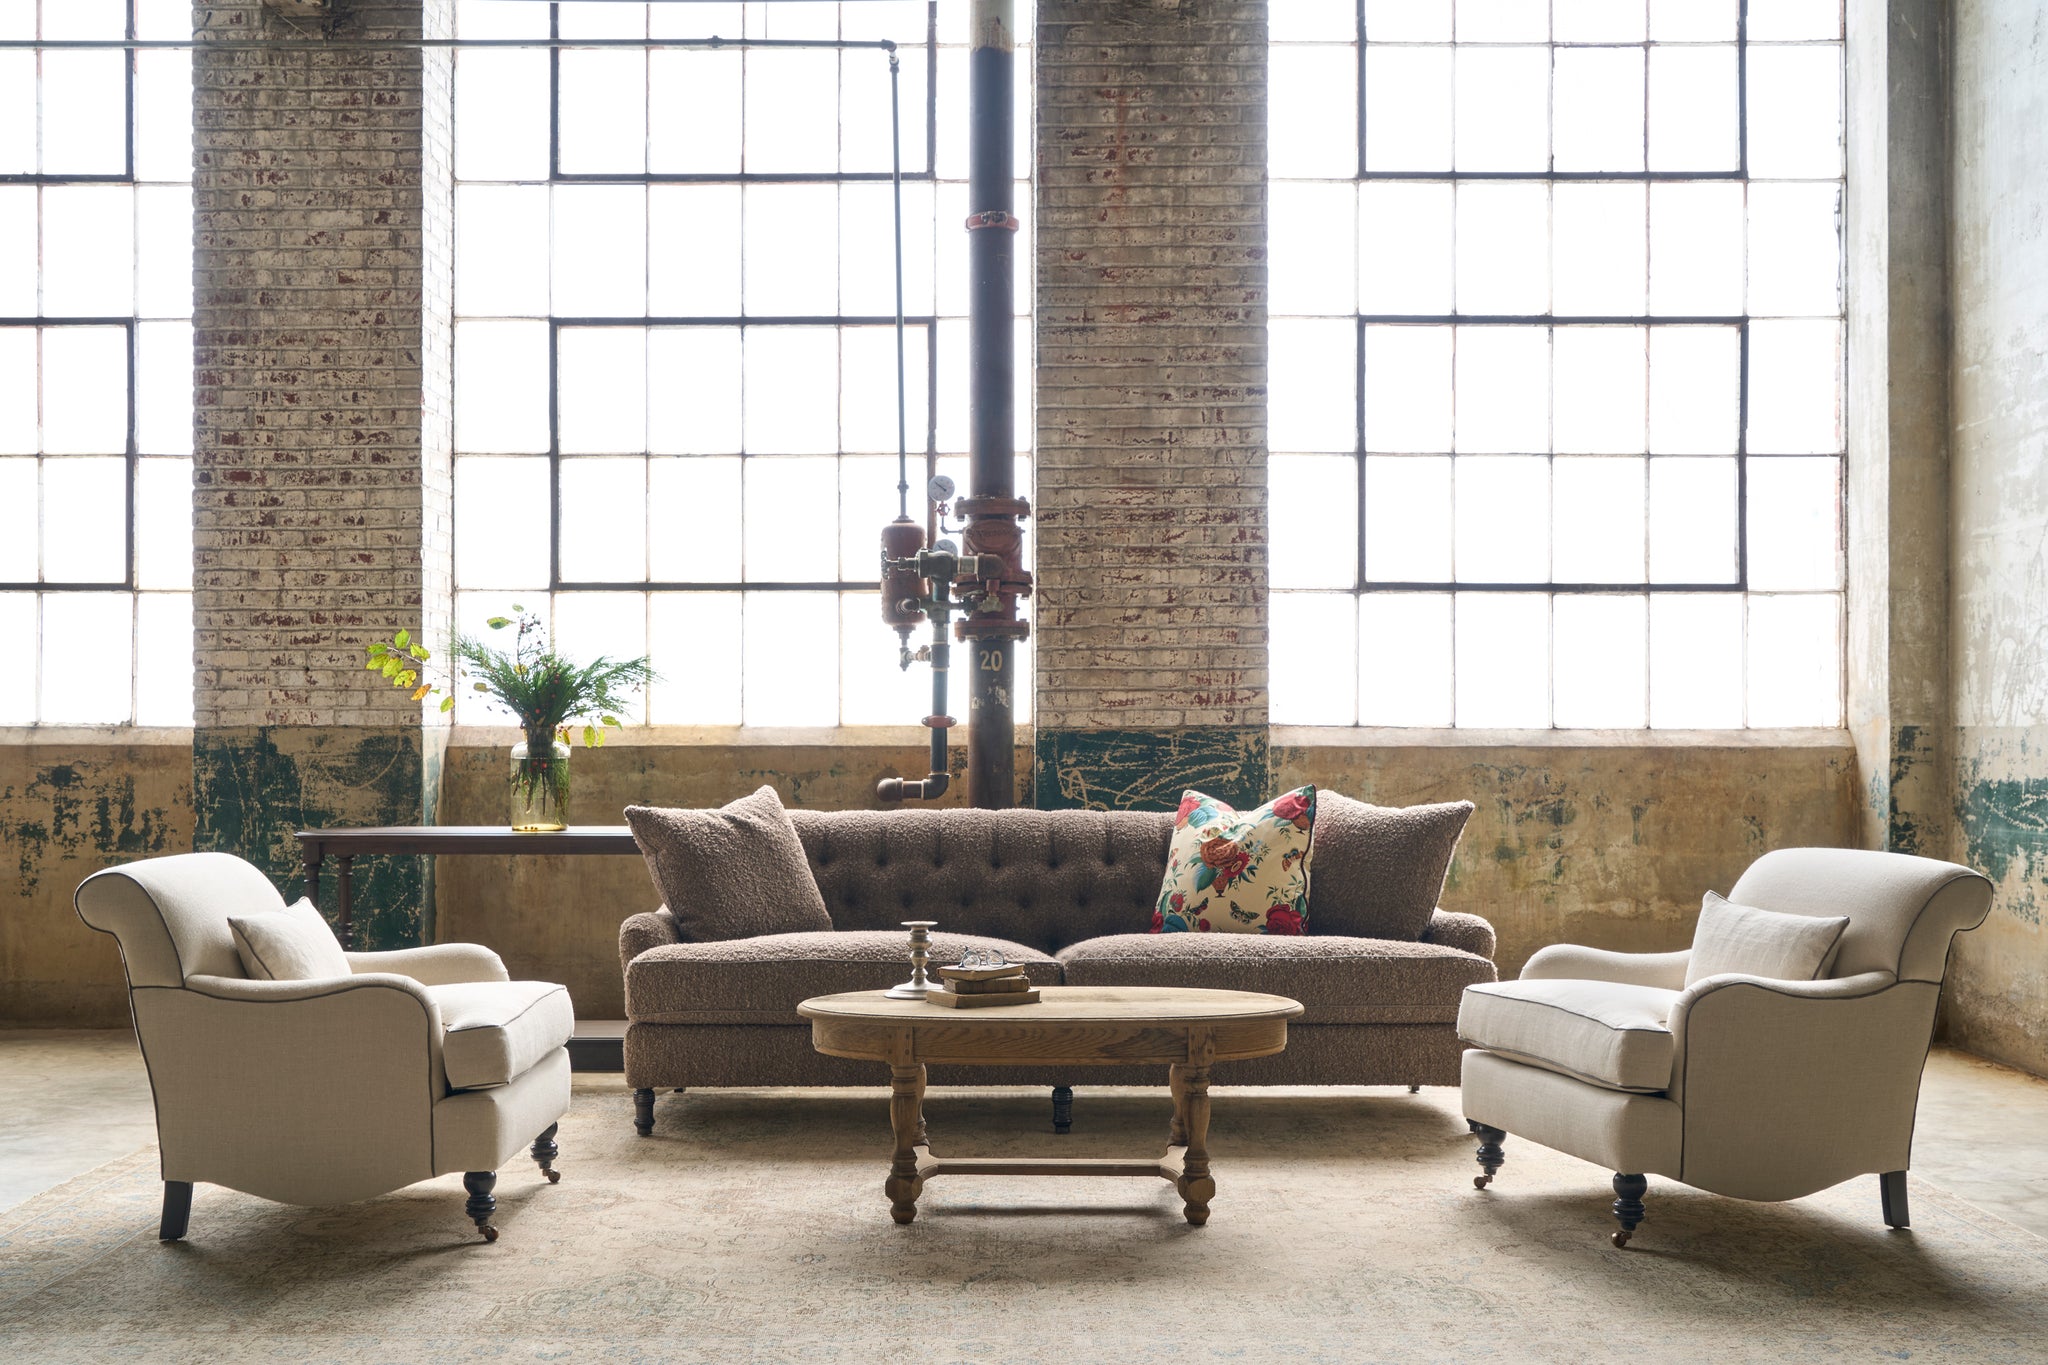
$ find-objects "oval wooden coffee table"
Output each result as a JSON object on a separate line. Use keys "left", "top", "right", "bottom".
{"left": 797, "top": 985, "right": 1304, "bottom": 1226}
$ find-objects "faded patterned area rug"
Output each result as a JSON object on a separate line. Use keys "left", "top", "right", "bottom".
{"left": 3, "top": 1081, "right": 2047, "bottom": 1363}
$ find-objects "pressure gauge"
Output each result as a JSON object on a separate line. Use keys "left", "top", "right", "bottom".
{"left": 927, "top": 474, "right": 956, "bottom": 503}
{"left": 935, "top": 538, "right": 959, "bottom": 556}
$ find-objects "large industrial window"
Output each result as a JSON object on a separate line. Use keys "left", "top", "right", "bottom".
{"left": 0, "top": 0, "right": 193, "bottom": 726}
{"left": 450, "top": 0, "right": 1032, "bottom": 727}
{"left": 1267, "top": 1, "right": 1845, "bottom": 729}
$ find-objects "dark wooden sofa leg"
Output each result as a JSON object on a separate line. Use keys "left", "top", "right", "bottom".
{"left": 1881, "top": 1170, "right": 1910, "bottom": 1228}
{"left": 158, "top": 1180, "right": 193, "bottom": 1241}
{"left": 463, "top": 1171, "right": 499, "bottom": 1242}
{"left": 1611, "top": 1173, "right": 1648, "bottom": 1247}
{"left": 1052, "top": 1084, "right": 1074, "bottom": 1135}
{"left": 633, "top": 1088, "right": 655, "bottom": 1136}
{"left": 531, "top": 1123, "right": 561, "bottom": 1183}
{"left": 1469, "top": 1121, "right": 1507, "bottom": 1189}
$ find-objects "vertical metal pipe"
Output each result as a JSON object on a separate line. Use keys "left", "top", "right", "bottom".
{"left": 962, "top": 0, "right": 1021, "bottom": 808}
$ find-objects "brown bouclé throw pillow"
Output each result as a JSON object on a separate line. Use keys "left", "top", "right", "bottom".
{"left": 625, "top": 786, "right": 832, "bottom": 942}
{"left": 1306, "top": 792, "right": 1475, "bottom": 941}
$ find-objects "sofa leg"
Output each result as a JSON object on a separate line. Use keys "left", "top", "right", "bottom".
{"left": 1880, "top": 1170, "right": 1910, "bottom": 1229}
{"left": 1611, "top": 1173, "right": 1648, "bottom": 1247}
{"left": 158, "top": 1180, "right": 193, "bottom": 1241}
{"left": 1408, "top": 1083, "right": 1421, "bottom": 1094}
{"left": 531, "top": 1122, "right": 561, "bottom": 1183}
{"left": 1469, "top": 1121, "right": 1507, "bottom": 1189}
{"left": 633, "top": 1088, "right": 655, "bottom": 1137}
{"left": 1051, "top": 1084, "right": 1074, "bottom": 1135}
{"left": 463, "top": 1171, "right": 499, "bottom": 1243}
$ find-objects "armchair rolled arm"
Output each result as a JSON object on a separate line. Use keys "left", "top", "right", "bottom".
{"left": 346, "top": 943, "right": 509, "bottom": 985}
{"left": 1520, "top": 944, "right": 1691, "bottom": 988}
{"left": 1421, "top": 909, "right": 1495, "bottom": 960}
{"left": 621, "top": 906, "right": 682, "bottom": 971}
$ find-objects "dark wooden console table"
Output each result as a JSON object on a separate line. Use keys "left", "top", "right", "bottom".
{"left": 293, "top": 825, "right": 641, "bottom": 1072}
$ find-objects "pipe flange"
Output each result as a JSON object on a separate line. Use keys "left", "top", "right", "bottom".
{"left": 955, "top": 620, "right": 1033, "bottom": 642}
{"left": 953, "top": 495, "right": 1031, "bottom": 519}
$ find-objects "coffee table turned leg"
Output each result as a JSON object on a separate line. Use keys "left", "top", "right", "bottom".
{"left": 1172, "top": 1062, "right": 1215, "bottom": 1225}
{"left": 887, "top": 1062, "right": 927, "bottom": 1224}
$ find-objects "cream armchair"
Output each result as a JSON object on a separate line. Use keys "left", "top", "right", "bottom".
{"left": 75, "top": 852, "right": 573, "bottom": 1243}
{"left": 1456, "top": 848, "right": 1992, "bottom": 1246}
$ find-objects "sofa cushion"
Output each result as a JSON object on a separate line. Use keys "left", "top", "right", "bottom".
{"left": 1457, "top": 978, "right": 1679, "bottom": 1093}
{"left": 626, "top": 931, "right": 1061, "bottom": 1025}
{"left": 1308, "top": 794, "right": 1475, "bottom": 941}
{"left": 1058, "top": 932, "right": 1493, "bottom": 1025}
{"left": 1153, "top": 787, "right": 1317, "bottom": 934}
{"left": 626, "top": 786, "right": 832, "bottom": 942}
{"left": 228, "top": 898, "right": 350, "bottom": 981}
{"left": 430, "top": 980, "right": 574, "bottom": 1091}
{"left": 1686, "top": 890, "right": 1848, "bottom": 986}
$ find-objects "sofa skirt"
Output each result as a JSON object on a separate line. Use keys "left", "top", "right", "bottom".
{"left": 623, "top": 1021, "right": 1464, "bottom": 1090}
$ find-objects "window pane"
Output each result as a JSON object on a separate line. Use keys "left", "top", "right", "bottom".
{"left": 1269, "top": 455, "right": 1358, "bottom": 590}
{"left": 0, "top": 54, "right": 29, "bottom": 176}
{"left": 1746, "top": 457, "right": 1840, "bottom": 591}
{"left": 41, "top": 591, "right": 132, "bottom": 723}
{"left": 1554, "top": 594, "right": 1647, "bottom": 727}
{"left": 0, "top": 594, "right": 31, "bottom": 722}
{"left": 744, "top": 48, "right": 839, "bottom": 174}
{"left": 1453, "top": 46, "right": 1548, "bottom": 172}
{"left": 134, "top": 51, "right": 193, "bottom": 182}
{"left": 1649, "top": 183, "right": 1743, "bottom": 315}
{"left": 43, "top": 187, "right": 134, "bottom": 317}
{"left": 1455, "top": 592, "right": 1549, "bottom": 727}
{"left": 1365, "top": 455, "right": 1453, "bottom": 582}
{"left": 742, "top": 590, "right": 838, "bottom": 725}
{"left": 1747, "top": 320, "right": 1843, "bottom": 454}
{"left": 1270, "top": 318, "right": 1358, "bottom": 454}
{"left": 649, "top": 49, "right": 742, "bottom": 175}
{"left": 42, "top": 328, "right": 128, "bottom": 456}
{"left": 1455, "top": 182, "right": 1547, "bottom": 316}
{"left": 743, "top": 184, "right": 838, "bottom": 317}
{"left": 1748, "top": 183, "right": 1842, "bottom": 318}
{"left": 1650, "top": 0, "right": 1737, "bottom": 41}
{"left": 1269, "top": 181, "right": 1357, "bottom": 318}
{"left": 1748, "top": 1, "right": 1842, "bottom": 41}
{"left": 1270, "top": 592, "right": 1357, "bottom": 726}
{"left": 744, "top": 456, "right": 839, "bottom": 581}
{"left": 553, "top": 185, "right": 647, "bottom": 318}
{"left": 136, "top": 186, "right": 194, "bottom": 320}
{"left": 1457, "top": 0, "right": 1546, "bottom": 42}
{"left": 457, "top": 185, "right": 550, "bottom": 318}
{"left": 1649, "top": 593, "right": 1743, "bottom": 727}
{"left": 452, "top": 593, "right": 551, "bottom": 723}
{"left": 1359, "top": 182, "right": 1453, "bottom": 314}
{"left": 454, "top": 456, "right": 551, "bottom": 589}
{"left": 1552, "top": 456, "right": 1645, "bottom": 583}
{"left": 455, "top": 50, "right": 550, "bottom": 181}
{"left": 0, "top": 188, "right": 32, "bottom": 314}
{"left": 1553, "top": 47, "right": 1644, "bottom": 173}
{"left": 454, "top": 320, "right": 549, "bottom": 453}
{"left": 743, "top": 328, "right": 838, "bottom": 455}
{"left": 1359, "top": 592, "right": 1452, "bottom": 725}
{"left": 1556, "top": 0, "right": 1645, "bottom": 42}
{"left": 1453, "top": 326, "right": 1547, "bottom": 453}
{"left": 559, "top": 458, "right": 650, "bottom": 583}
{"left": 134, "top": 457, "right": 193, "bottom": 591}
{"left": 136, "top": 322, "right": 193, "bottom": 456}
{"left": 1553, "top": 183, "right": 1646, "bottom": 317}
{"left": 558, "top": 51, "right": 648, "bottom": 176}
{"left": 135, "top": 591, "right": 194, "bottom": 727}
{"left": 1275, "top": 45, "right": 1360, "bottom": 177}
{"left": 558, "top": 327, "right": 648, "bottom": 454}
{"left": 1365, "top": 46, "right": 1451, "bottom": 173}
{"left": 651, "top": 456, "right": 743, "bottom": 582}
{"left": 1747, "top": 45, "right": 1843, "bottom": 179}
{"left": 552, "top": 592, "right": 649, "bottom": 723}
{"left": 1455, "top": 456, "right": 1549, "bottom": 582}
{"left": 1365, "top": 0, "right": 1451, "bottom": 42}
{"left": 649, "top": 328, "right": 743, "bottom": 455}
{"left": 1648, "top": 457, "right": 1737, "bottom": 583}
{"left": 1648, "top": 47, "right": 1739, "bottom": 171}
{"left": 841, "top": 325, "right": 929, "bottom": 456}
{"left": 1648, "top": 326, "right": 1740, "bottom": 454}
{"left": 841, "top": 180, "right": 934, "bottom": 318}
{"left": 1748, "top": 594, "right": 1841, "bottom": 726}
{"left": 648, "top": 591, "right": 742, "bottom": 724}
{"left": 0, "top": 457, "right": 36, "bottom": 579}
{"left": 649, "top": 186, "right": 742, "bottom": 317}
{"left": 0, "top": 330, "right": 32, "bottom": 453}
{"left": 40, "top": 52, "right": 126, "bottom": 176}
{"left": 839, "top": 591, "right": 931, "bottom": 725}
{"left": 1364, "top": 324, "right": 1451, "bottom": 452}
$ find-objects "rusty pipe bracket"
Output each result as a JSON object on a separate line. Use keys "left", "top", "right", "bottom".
{"left": 964, "top": 210, "right": 1021, "bottom": 231}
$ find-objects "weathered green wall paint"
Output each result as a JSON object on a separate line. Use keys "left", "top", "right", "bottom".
{"left": 1946, "top": 728, "right": 2048, "bottom": 1069}
{"left": 0, "top": 741, "right": 193, "bottom": 1025}
{"left": 192, "top": 727, "right": 429, "bottom": 951}
{"left": 1035, "top": 727, "right": 1269, "bottom": 811}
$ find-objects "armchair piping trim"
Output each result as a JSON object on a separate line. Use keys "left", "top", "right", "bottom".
{"left": 1462, "top": 988, "right": 1675, "bottom": 1035}
{"left": 442, "top": 984, "right": 568, "bottom": 1034}
{"left": 226, "top": 921, "right": 278, "bottom": 981}
{"left": 132, "top": 980, "right": 442, "bottom": 1178}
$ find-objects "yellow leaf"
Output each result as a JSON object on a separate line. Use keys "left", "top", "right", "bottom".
{"left": 411, "top": 684, "right": 431, "bottom": 702}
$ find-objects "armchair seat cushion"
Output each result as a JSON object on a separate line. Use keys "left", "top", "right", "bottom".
{"left": 1458, "top": 978, "right": 1679, "bottom": 1093}
{"left": 1058, "top": 932, "right": 1494, "bottom": 1024}
{"left": 625, "top": 931, "right": 1060, "bottom": 1026}
{"left": 429, "top": 980, "right": 574, "bottom": 1091}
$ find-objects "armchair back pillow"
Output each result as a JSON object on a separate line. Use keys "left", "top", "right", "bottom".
{"left": 1684, "top": 890, "right": 1849, "bottom": 987}
{"left": 627, "top": 785, "right": 832, "bottom": 942}
{"left": 228, "top": 898, "right": 351, "bottom": 981}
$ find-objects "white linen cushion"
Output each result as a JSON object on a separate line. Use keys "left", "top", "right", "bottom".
{"left": 227, "top": 898, "right": 350, "bottom": 981}
{"left": 1685, "top": 890, "right": 1849, "bottom": 987}
{"left": 1458, "top": 978, "right": 1679, "bottom": 1093}
{"left": 430, "top": 980, "right": 574, "bottom": 1090}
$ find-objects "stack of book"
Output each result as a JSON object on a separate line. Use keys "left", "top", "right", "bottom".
{"left": 929, "top": 961, "right": 1041, "bottom": 1008}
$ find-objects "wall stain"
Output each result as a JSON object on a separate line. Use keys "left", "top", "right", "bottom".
{"left": 1036, "top": 726, "right": 1269, "bottom": 811}
{"left": 5, "top": 763, "right": 176, "bottom": 895}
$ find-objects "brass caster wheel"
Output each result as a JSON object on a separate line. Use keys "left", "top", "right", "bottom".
{"left": 1611, "top": 1230, "right": 1631, "bottom": 1249}
{"left": 545, "top": 1168, "right": 561, "bottom": 1185}
{"left": 479, "top": 1224, "right": 499, "bottom": 1244}
{"left": 1473, "top": 1174, "right": 1492, "bottom": 1190}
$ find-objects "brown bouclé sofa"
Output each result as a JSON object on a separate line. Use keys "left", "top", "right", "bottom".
{"left": 620, "top": 804, "right": 1495, "bottom": 1133}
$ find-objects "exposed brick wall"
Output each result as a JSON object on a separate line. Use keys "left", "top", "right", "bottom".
{"left": 192, "top": 1, "right": 446, "bottom": 729}
{"left": 1033, "top": 0, "right": 1267, "bottom": 732}
{"left": 1033, "top": 0, "right": 1268, "bottom": 807}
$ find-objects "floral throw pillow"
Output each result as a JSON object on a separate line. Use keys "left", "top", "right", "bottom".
{"left": 1151, "top": 786, "right": 1317, "bottom": 935}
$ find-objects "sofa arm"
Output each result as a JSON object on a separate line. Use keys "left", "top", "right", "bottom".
{"left": 347, "top": 943, "right": 508, "bottom": 986}
{"left": 1421, "top": 909, "right": 1495, "bottom": 960}
{"left": 621, "top": 906, "right": 682, "bottom": 971}
{"left": 1520, "top": 944, "right": 1691, "bottom": 989}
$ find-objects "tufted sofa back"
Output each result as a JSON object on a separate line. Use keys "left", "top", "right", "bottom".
{"left": 787, "top": 808, "right": 1175, "bottom": 954}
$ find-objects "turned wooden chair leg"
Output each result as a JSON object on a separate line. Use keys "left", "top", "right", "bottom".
{"left": 1881, "top": 1169, "right": 1910, "bottom": 1229}
{"left": 158, "top": 1180, "right": 193, "bottom": 1241}
{"left": 463, "top": 1171, "right": 499, "bottom": 1242}
{"left": 633, "top": 1087, "right": 655, "bottom": 1136}
{"left": 1468, "top": 1121, "right": 1507, "bottom": 1189}
{"left": 1611, "top": 1173, "right": 1648, "bottom": 1247}
{"left": 1051, "top": 1084, "right": 1074, "bottom": 1135}
{"left": 531, "top": 1122, "right": 561, "bottom": 1183}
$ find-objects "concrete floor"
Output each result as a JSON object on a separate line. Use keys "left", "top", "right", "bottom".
{"left": 3, "top": 1031, "right": 2046, "bottom": 1238}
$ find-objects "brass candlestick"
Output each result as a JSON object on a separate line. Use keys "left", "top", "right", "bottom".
{"left": 884, "top": 920, "right": 940, "bottom": 1000}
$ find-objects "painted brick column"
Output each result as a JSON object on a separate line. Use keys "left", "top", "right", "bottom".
{"left": 1033, "top": 0, "right": 1268, "bottom": 810}
{"left": 191, "top": 1, "right": 454, "bottom": 947}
